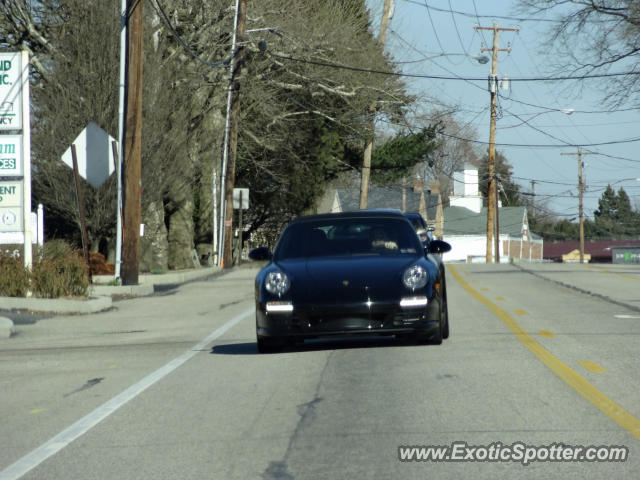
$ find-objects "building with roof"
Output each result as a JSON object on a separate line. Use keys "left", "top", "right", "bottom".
{"left": 543, "top": 240, "right": 640, "bottom": 263}
{"left": 442, "top": 165, "right": 543, "bottom": 263}
{"left": 442, "top": 205, "right": 543, "bottom": 263}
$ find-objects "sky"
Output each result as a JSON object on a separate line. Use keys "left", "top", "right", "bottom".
{"left": 366, "top": 0, "right": 640, "bottom": 222}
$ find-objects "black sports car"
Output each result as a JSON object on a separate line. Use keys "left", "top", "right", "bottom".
{"left": 249, "top": 210, "right": 452, "bottom": 353}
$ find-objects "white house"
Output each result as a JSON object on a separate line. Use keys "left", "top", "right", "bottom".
{"left": 442, "top": 166, "right": 543, "bottom": 263}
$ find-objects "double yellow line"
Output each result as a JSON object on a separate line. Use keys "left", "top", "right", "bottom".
{"left": 449, "top": 264, "right": 640, "bottom": 441}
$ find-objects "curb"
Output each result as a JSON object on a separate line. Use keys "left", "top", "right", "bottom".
{"left": 0, "top": 266, "right": 222, "bottom": 315}
{"left": 512, "top": 263, "right": 640, "bottom": 314}
{"left": 0, "top": 295, "right": 113, "bottom": 315}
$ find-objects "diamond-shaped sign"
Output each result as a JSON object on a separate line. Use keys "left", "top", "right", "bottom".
{"left": 61, "top": 122, "right": 116, "bottom": 188}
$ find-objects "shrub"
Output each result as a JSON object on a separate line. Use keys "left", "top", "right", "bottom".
{"left": 30, "top": 240, "right": 90, "bottom": 298}
{"left": 0, "top": 250, "right": 30, "bottom": 297}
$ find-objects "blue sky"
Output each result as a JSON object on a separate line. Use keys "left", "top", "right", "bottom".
{"left": 366, "top": 0, "right": 640, "bottom": 221}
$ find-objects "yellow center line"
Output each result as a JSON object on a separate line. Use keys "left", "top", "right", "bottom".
{"left": 580, "top": 361, "right": 607, "bottom": 373}
{"left": 538, "top": 330, "right": 555, "bottom": 338}
{"left": 448, "top": 264, "right": 640, "bottom": 440}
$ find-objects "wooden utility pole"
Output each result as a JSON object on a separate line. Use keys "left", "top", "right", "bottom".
{"left": 475, "top": 23, "right": 518, "bottom": 263}
{"left": 561, "top": 148, "right": 590, "bottom": 264}
{"left": 359, "top": 0, "right": 393, "bottom": 209}
{"left": 530, "top": 180, "right": 536, "bottom": 217}
{"left": 121, "top": 0, "right": 144, "bottom": 285}
{"left": 222, "top": 0, "right": 246, "bottom": 268}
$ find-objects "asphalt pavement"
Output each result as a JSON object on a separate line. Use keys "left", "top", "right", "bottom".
{"left": 1, "top": 261, "right": 638, "bottom": 479}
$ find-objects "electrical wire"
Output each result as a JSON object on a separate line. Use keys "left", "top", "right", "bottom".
{"left": 268, "top": 52, "right": 640, "bottom": 82}
{"left": 399, "top": 0, "right": 619, "bottom": 24}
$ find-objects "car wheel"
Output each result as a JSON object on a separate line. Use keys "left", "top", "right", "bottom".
{"left": 416, "top": 299, "right": 442, "bottom": 345}
{"left": 441, "top": 277, "right": 450, "bottom": 339}
{"left": 430, "top": 317, "right": 443, "bottom": 345}
{"left": 256, "top": 335, "right": 282, "bottom": 353}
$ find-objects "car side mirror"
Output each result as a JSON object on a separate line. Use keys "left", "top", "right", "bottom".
{"left": 248, "top": 247, "right": 272, "bottom": 261}
{"left": 426, "top": 240, "right": 451, "bottom": 254}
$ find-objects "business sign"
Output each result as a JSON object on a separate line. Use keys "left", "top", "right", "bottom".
{"left": 0, "top": 181, "right": 22, "bottom": 231}
{"left": 0, "top": 207, "right": 22, "bottom": 231}
{"left": 0, "top": 135, "right": 22, "bottom": 176}
{"left": 0, "top": 52, "right": 22, "bottom": 131}
{"left": 0, "top": 180, "right": 21, "bottom": 205}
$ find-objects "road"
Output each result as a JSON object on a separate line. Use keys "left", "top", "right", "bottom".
{"left": 1, "top": 262, "right": 638, "bottom": 479}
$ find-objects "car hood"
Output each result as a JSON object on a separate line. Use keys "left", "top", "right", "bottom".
{"left": 274, "top": 255, "right": 427, "bottom": 304}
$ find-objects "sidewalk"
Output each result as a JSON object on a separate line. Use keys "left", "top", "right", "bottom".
{"left": 512, "top": 261, "right": 640, "bottom": 313}
{"left": 0, "top": 267, "right": 222, "bottom": 337}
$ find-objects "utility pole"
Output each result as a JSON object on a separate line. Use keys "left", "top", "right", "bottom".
{"left": 359, "top": 0, "right": 393, "bottom": 209}
{"left": 221, "top": 0, "right": 246, "bottom": 268}
{"left": 530, "top": 180, "right": 536, "bottom": 217}
{"left": 561, "top": 148, "right": 591, "bottom": 264}
{"left": 475, "top": 23, "right": 518, "bottom": 263}
{"left": 121, "top": 0, "right": 144, "bottom": 285}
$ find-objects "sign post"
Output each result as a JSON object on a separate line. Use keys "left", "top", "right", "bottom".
{"left": 0, "top": 51, "right": 31, "bottom": 268}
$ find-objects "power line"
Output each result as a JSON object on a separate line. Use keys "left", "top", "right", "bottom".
{"left": 268, "top": 52, "right": 640, "bottom": 82}
{"left": 399, "top": 0, "right": 618, "bottom": 24}
{"left": 448, "top": 0, "right": 470, "bottom": 58}
{"left": 500, "top": 95, "right": 640, "bottom": 114}
{"left": 438, "top": 130, "right": 640, "bottom": 149}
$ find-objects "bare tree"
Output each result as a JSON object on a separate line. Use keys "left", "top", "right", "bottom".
{"left": 515, "top": 0, "right": 640, "bottom": 107}
{"left": 2, "top": 0, "right": 413, "bottom": 269}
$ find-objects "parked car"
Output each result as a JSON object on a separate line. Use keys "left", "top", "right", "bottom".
{"left": 248, "top": 210, "right": 452, "bottom": 352}
{"left": 404, "top": 212, "right": 433, "bottom": 245}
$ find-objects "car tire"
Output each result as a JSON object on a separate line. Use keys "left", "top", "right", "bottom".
{"left": 256, "top": 335, "right": 282, "bottom": 353}
{"left": 417, "top": 299, "right": 443, "bottom": 345}
{"left": 441, "top": 276, "right": 450, "bottom": 340}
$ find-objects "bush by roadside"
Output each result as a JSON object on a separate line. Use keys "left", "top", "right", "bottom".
{"left": 0, "top": 240, "right": 90, "bottom": 298}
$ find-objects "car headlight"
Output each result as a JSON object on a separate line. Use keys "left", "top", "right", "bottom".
{"left": 403, "top": 265, "right": 428, "bottom": 290}
{"left": 265, "top": 271, "right": 290, "bottom": 296}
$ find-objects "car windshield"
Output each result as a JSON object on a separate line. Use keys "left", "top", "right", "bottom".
{"left": 273, "top": 217, "right": 422, "bottom": 261}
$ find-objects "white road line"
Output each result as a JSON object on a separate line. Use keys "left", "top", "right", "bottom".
{"left": 614, "top": 314, "right": 640, "bottom": 319}
{"left": 0, "top": 307, "right": 254, "bottom": 480}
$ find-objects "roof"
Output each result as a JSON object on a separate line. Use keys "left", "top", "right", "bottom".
{"left": 289, "top": 209, "right": 408, "bottom": 225}
{"left": 443, "top": 206, "right": 532, "bottom": 237}
{"left": 543, "top": 240, "right": 640, "bottom": 260}
{"left": 336, "top": 187, "right": 422, "bottom": 212}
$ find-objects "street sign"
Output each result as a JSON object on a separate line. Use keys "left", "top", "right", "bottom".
{"left": 61, "top": 122, "right": 116, "bottom": 188}
{"left": 0, "top": 135, "right": 22, "bottom": 176}
{"left": 0, "top": 52, "right": 23, "bottom": 131}
{"left": 233, "top": 188, "right": 249, "bottom": 209}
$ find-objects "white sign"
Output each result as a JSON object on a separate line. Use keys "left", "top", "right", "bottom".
{"left": 0, "top": 53, "right": 22, "bottom": 131}
{"left": 0, "top": 207, "right": 22, "bottom": 231}
{"left": 61, "top": 122, "right": 116, "bottom": 188}
{"left": 233, "top": 188, "right": 249, "bottom": 209}
{"left": 0, "top": 180, "right": 21, "bottom": 206}
{"left": 0, "top": 135, "right": 22, "bottom": 176}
